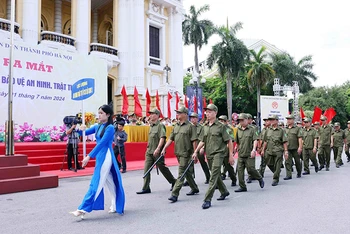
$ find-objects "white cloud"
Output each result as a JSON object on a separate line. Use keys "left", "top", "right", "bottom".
{"left": 182, "top": 0, "right": 350, "bottom": 87}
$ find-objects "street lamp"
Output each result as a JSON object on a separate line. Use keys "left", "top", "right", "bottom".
{"left": 163, "top": 64, "right": 171, "bottom": 84}
{"left": 189, "top": 71, "right": 206, "bottom": 114}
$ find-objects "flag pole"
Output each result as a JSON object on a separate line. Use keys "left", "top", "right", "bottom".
{"left": 5, "top": 0, "right": 16, "bottom": 156}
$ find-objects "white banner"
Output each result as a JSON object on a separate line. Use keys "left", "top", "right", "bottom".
{"left": 260, "top": 95, "right": 289, "bottom": 125}
{"left": 0, "top": 40, "right": 107, "bottom": 142}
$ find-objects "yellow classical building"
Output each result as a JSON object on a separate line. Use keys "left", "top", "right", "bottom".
{"left": 0, "top": 0, "right": 184, "bottom": 116}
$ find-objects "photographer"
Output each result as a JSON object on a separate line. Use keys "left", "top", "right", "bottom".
{"left": 114, "top": 123, "right": 128, "bottom": 173}
{"left": 65, "top": 122, "right": 83, "bottom": 170}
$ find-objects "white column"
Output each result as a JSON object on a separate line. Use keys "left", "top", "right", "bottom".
{"left": 92, "top": 10, "right": 98, "bottom": 43}
{"left": 171, "top": 6, "right": 184, "bottom": 93}
{"left": 54, "top": 0, "right": 62, "bottom": 33}
{"left": 7, "top": 0, "right": 11, "bottom": 20}
{"left": 117, "top": 0, "right": 130, "bottom": 91}
{"left": 22, "top": 0, "right": 39, "bottom": 44}
{"left": 74, "top": 0, "right": 91, "bottom": 54}
{"left": 131, "top": 0, "right": 145, "bottom": 92}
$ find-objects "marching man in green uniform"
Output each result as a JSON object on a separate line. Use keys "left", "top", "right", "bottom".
{"left": 161, "top": 106, "right": 199, "bottom": 202}
{"left": 136, "top": 108, "right": 176, "bottom": 194}
{"left": 189, "top": 112, "right": 210, "bottom": 184}
{"left": 234, "top": 113, "right": 264, "bottom": 192}
{"left": 344, "top": 121, "right": 350, "bottom": 163}
{"left": 331, "top": 122, "right": 346, "bottom": 168}
{"left": 218, "top": 115, "right": 237, "bottom": 186}
{"left": 284, "top": 115, "right": 303, "bottom": 179}
{"left": 261, "top": 115, "right": 288, "bottom": 186}
{"left": 318, "top": 116, "right": 332, "bottom": 171}
{"left": 192, "top": 104, "right": 234, "bottom": 209}
{"left": 301, "top": 118, "right": 319, "bottom": 174}
{"left": 259, "top": 117, "right": 275, "bottom": 177}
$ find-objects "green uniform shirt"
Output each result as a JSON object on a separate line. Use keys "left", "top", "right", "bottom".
{"left": 170, "top": 120, "right": 197, "bottom": 157}
{"left": 225, "top": 124, "right": 234, "bottom": 141}
{"left": 199, "top": 119, "right": 231, "bottom": 158}
{"left": 194, "top": 123, "right": 203, "bottom": 137}
{"left": 235, "top": 125, "right": 259, "bottom": 158}
{"left": 318, "top": 124, "right": 332, "bottom": 146}
{"left": 344, "top": 128, "right": 350, "bottom": 144}
{"left": 250, "top": 125, "right": 261, "bottom": 140}
{"left": 285, "top": 126, "right": 303, "bottom": 150}
{"left": 146, "top": 120, "right": 166, "bottom": 155}
{"left": 302, "top": 127, "right": 317, "bottom": 149}
{"left": 332, "top": 129, "right": 345, "bottom": 148}
{"left": 264, "top": 126, "right": 288, "bottom": 155}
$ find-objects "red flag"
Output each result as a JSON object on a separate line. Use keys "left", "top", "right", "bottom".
{"left": 184, "top": 95, "right": 188, "bottom": 108}
{"left": 121, "top": 85, "right": 129, "bottom": 115}
{"left": 134, "top": 86, "right": 142, "bottom": 117}
{"left": 202, "top": 97, "right": 207, "bottom": 116}
{"left": 300, "top": 107, "right": 305, "bottom": 119}
{"left": 167, "top": 92, "right": 172, "bottom": 119}
{"left": 323, "top": 107, "right": 336, "bottom": 124}
{"left": 209, "top": 99, "right": 213, "bottom": 104}
{"left": 145, "top": 89, "right": 151, "bottom": 117}
{"left": 193, "top": 96, "right": 198, "bottom": 113}
{"left": 311, "top": 106, "right": 322, "bottom": 123}
{"left": 156, "top": 91, "right": 163, "bottom": 118}
{"left": 175, "top": 92, "right": 180, "bottom": 110}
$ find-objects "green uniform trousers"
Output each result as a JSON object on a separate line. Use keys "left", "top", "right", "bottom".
{"left": 259, "top": 153, "right": 275, "bottom": 177}
{"left": 318, "top": 145, "right": 331, "bottom": 168}
{"left": 345, "top": 144, "right": 350, "bottom": 161}
{"left": 142, "top": 154, "right": 176, "bottom": 190}
{"left": 269, "top": 153, "right": 283, "bottom": 182}
{"left": 204, "top": 156, "right": 228, "bottom": 202}
{"left": 333, "top": 146, "right": 344, "bottom": 166}
{"left": 172, "top": 156, "right": 199, "bottom": 197}
{"left": 222, "top": 155, "right": 237, "bottom": 182}
{"left": 285, "top": 149, "right": 301, "bottom": 177}
{"left": 237, "top": 157, "right": 262, "bottom": 189}
{"left": 198, "top": 153, "right": 210, "bottom": 181}
{"left": 303, "top": 149, "right": 318, "bottom": 173}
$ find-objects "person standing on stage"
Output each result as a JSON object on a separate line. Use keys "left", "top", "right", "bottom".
{"left": 136, "top": 108, "right": 176, "bottom": 194}
{"left": 189, "top": 112, "right": 210, "bottom": 184}
{"left": 70, "top": 105, "right": 125, "bottom": 218}
{"left": 161, "top": 106, "right": 199, "bottom": 202}
{"left": 192, "top": 104, "right": 234, "bottom": 209}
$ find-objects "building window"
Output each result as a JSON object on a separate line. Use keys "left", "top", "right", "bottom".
{"left": 106, "top": 24, "right": 113, "bottom": 46}
{"left": 149, "top": 25, "right": 160, "bottom": 66}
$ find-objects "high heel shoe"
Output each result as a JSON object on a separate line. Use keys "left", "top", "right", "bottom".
{"left": 69, "top": 210, "right": 85, "bottom": 219}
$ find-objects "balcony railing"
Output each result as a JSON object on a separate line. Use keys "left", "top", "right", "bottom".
{"left": 149, "top": 56, "right": 161, "bottom": 66}
{"left": 40, "top": 31, "right": 75, "bottom": 46}
{"left": 90, "top": 43, "right": 118, "bottom": 56}
{"left": 0, "top": 18, "right": 20, "bottom": 34}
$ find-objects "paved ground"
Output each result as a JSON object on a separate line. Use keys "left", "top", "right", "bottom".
{"left": 1, "top": 155, "right": 350, "bottom": 234}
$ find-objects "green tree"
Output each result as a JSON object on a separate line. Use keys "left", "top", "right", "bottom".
{"left": 247, "top": 46, "right": 275, "bottom": 128}
{"left": 271, "top": 52, "right": 317, "bottom": 93}
{"left": 182, "top": 4, "right": 214, "bottom": 74}
{"left": 206, "top": 22, "right": 249, "bottom": 120}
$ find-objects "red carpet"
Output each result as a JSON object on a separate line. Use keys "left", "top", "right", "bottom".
{"left": 0, "top": 142, "right": 177, "bottom": 179}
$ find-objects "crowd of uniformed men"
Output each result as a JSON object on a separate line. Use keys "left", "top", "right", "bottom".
{"left": 135, "top": 104, "right": 350, "bottom": 209}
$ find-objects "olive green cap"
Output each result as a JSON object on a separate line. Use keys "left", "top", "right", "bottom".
{"left": 246, "top": 113, "right": 253, "bottom": 119}
{"left": 237, "top": 113, "right": 248, "bottom": 120}
{"left": 148, "top": 108, "right": 160, "bottom": 115}
{"left": 334, "top": 122, "right": 340, "bottom": 127}
{"left": 278, "top": 121, "right": 284, "bottom": 126}
{"left": 189, "top": 112, "right": 198, "bottom": 118}
{"left": 218, "top": 115, "right": 228, "bottom": 121}
{"left": 268, "top": 114, "right": 279, "bottom": 120}
{"left": 204, "top": 104, "right": 218, "bottom": 112}
{"left": 285, "top": 114, "right": 295, "bottom": 119}
{"left": 175, "top": 106, "right": 188, "bottom": 114}
{"left": 320, "top": 116, "right": 327, "bottom": 121}
{"left": 314, "top": 121, "right": 320, "bottom": 125}
{"left": 303, "top": 118, "right": 311, "bottom": 122}
{"left": 347, "top": 121, "right": 350, "bottom": 124}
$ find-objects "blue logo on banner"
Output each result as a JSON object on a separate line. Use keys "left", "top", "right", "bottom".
{"left": 186, "top": 86, "right": 203, "bottom": 119}
{"left": 71, "top": 78, "right": 95, "bottom": 101}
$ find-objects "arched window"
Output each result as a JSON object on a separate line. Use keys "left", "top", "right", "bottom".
{"left": 63, "top": 20, "right": 71, "bottom": 35}
{"left": 106, "top": 23, "right": 113, "bottom": 46}
{"left": 41, "top": 15, "right": 48, "bottom": 32}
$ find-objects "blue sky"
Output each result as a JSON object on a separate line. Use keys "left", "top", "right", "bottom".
{"left": 182, "top": 0, "right": 350, "bottom": 87}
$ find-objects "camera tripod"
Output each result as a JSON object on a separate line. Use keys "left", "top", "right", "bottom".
{"left": 60, "top": 128, "right": 80, "bottom": 172}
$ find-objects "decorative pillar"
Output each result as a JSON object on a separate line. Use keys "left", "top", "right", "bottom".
{"left": 170, "top": 6, "right": 184, "bottom": 92}
{"left": 92, "top": 10, "right": 98, "bottom": 43}
{"left": 54, "top": 0, "right": 62, "bottom": 33}
{"left": 7, "top": 0, "right": 11, "bottom": 20}
{"left": 72, "top": 0, "right": 91, "bottom": 54}
{"left": 117, "top": 0, "right": 130, "bottom": 91}
{"left": 21, "top": 0, "right": 40, "bottom": 44}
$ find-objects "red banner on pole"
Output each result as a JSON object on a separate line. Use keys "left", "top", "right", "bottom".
{"left": 323, "top": 107, "right": 336, "bottom": 124}
{"left": 311, "top": 106, "right": 322, "bottom": 123}
{"left": 184, "top": 95, "right": 188, "bottom": 108}
{"left": 167, "top": 92, "right": 172, "bottom": 119}
{"left": 300, "top": 107, "right": 306, "bottom": 119}
{"left": 145, "top": 88, "right": 151, "bottom": 116}
{"left": 156, "top": 91, "right": 163, "bottom": 118}
{"left": 175, "top": 92, "right": 180, "bottom": 110}
{"left": 134, "top": 86, "right": 142, "bottom": 117}
{"left": 121, "top": 85, "right": 128, "bottom": 115}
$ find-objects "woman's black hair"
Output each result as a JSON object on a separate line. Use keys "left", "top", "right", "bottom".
{"left": 97, "top": 104, "right": 114, "bottom": 138}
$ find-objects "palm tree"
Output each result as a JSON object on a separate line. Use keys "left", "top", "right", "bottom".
{"left": 247, "top": 46, "right": 276, "bottom": 129}
{"left": 182, "top": 4, "right": 213, "bottom": 74}
{"left": 207, "top": 22, "right": 249, "bottom": 120}
{"left": 270, "top": 52, "right": 317, "bottom": 93}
